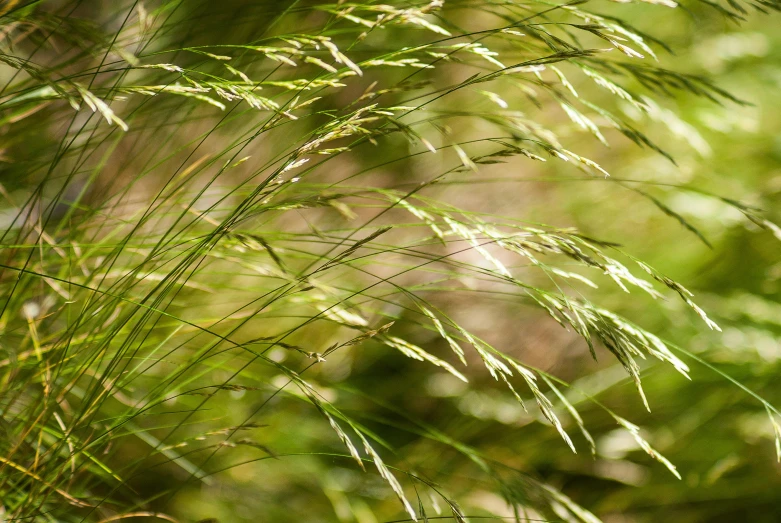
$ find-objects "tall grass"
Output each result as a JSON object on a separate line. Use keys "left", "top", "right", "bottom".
{"left": 0, "top": 0, "right": 779, "bottom": 521}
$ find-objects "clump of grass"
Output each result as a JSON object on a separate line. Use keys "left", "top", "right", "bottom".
{"left": 0, "top": 0, "right": 779, "bottom": 521}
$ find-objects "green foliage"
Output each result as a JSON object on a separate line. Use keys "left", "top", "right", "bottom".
{"left": 0, "top": 0, "right": 779, "bottom": 521}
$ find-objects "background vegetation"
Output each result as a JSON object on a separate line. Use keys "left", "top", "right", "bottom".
{"left": 0, "top": 0, "right": 780, "bottom": 521}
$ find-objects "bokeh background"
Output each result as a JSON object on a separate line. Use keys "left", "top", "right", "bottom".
{"left": 1, "top": 1, "right": 780, "bottom": 522}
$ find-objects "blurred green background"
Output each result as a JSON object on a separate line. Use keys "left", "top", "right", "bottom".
{"left": 1, "top": 1, "right": 780, "bottom": 522}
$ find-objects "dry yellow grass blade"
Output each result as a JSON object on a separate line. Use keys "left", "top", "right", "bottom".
{"left": 0, "top": 456, "right": 90, "bottom": 508}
